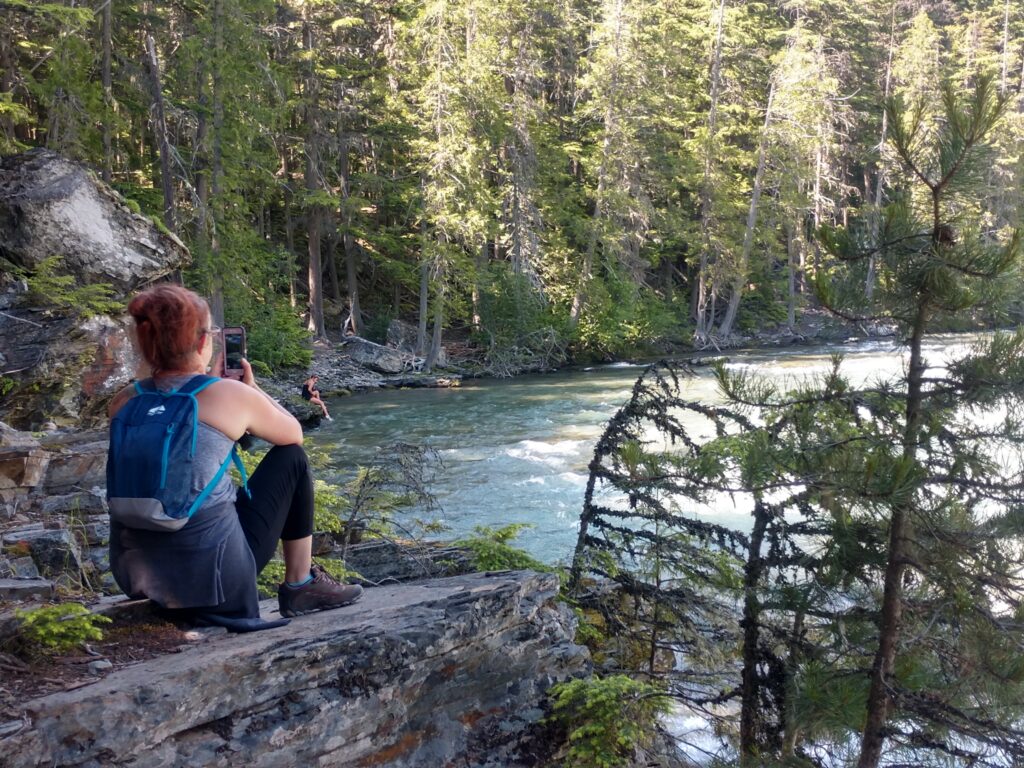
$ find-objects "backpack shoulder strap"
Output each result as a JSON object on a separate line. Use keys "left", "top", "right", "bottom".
{"left": 133, "top": 378, "right": 156, "bottom": 395}
{"left": 184, "top": 444, "right": 250, "bottom": 518}
{"left": 176, "top": 374, "right": 220, "bottom": 395}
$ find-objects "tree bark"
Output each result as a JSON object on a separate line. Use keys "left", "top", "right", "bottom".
{"left": 787, "top": 220, "right": 797, "bottom": 331}
{"left": 858, "top": 184, "right": 940, "bottom": 765}
{"left": 696, "top": 0, "right": 726, "bottom": 340}
{"left": 717, "top": 82, "right": 774, "bottom": 338}
{"left": 867, "top": 3, "right": 896, "bottom": 301}
{"left": 100, "top": 0, "right": 113, "bottom": 184}
{"left": 209, "top": 0, "right": 226, "bottom": 325}
{"left": 424, "top": 259, "right": 445, "bottom": 372}
{"left": 417, "top": 219, "right": 429, "bottom": 356}
{"left": 570, "top": 0, "right": 624, "bottom": 328}
{"left": 143, "top": 34, "right": 176, "bottom": 233}
{"left": 739, "top": 499, "right": 769, "bottom": 764}
{"left": 1000, "top": 0, "right": 1010, "bottom": 94}
{"left": 0, "top": 26, "right": 15, "bottom": 144}
{"left": 472, "top": 237, "right": 487, "bottom": 330}
{"left": 303, "top": 12, "right": 326, "bottom": 339}
{"left": 339, "top": 141, "right": 362, "bottom": 335}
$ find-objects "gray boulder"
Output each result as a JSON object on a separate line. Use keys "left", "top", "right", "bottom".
{"left": 0, "top": 150, "right": 189, "bottom": 429}
{"left": 0, "top": 148, "right": 188, "bottom": 293}
{"left": 341, "top": 335, "right": 411, "bottom": 374}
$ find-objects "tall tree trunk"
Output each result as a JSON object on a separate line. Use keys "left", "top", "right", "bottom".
{"left": 696, "top": 0, "right": 726, "bottom": 339}
{"left": 999, "top": 0, "right": 1009, "bottom": 94}
{"left": 303, "top": 14, "right": 326, "bottom": 339}
{"left": 339, "top": 141, "right": 362, "bottom": 335}
{"left": 472, "top": 238, "right": 487, "bottom": 330}
{"left": 570, "top": 0, "right": 624, "bottom": 328}
{"left": 717, "top": 82, "right": 774, "bottom": 338}
{"left": 424, "top": 258, "right": 445, "bottom": 372}
{"left": 858, "top": 189, "right": 940, "bottom": 767}
{"left": 739, "top": 499, "right": 769, "bottom": 763}
{"left": 812, "top": 144, "right": 823, "bottom": 275}
{"left": 143, "top": 34, "right": 176, "bottom": 233}
{"left": 0, "top": 27, "right": 15, "bottom": 144}
{"left": 100, "top": 0, "right": 113, "bottom": 184}
{"left": 327, "top": 232, "right": 342, "bottom": 303}
{"left": 867, "top": 3, "right": 896, "bottom": 301}
{"left": 208, "top": 0, "right": 226, "bottom": 325}
{"left": 417, "top": 219, "right": 429, "bottom": 356}
{"left": 787, "top": 220, "right": 797, "bottom": 331}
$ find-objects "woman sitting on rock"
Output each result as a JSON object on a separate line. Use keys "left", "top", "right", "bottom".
{"left": 107, "top": 284, "right": 361, "bottom": 630}
{"left": 301, "top": 374, "right": 332, "bottom": 421}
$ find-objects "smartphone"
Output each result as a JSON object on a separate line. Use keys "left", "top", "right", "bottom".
{"left": 221, "top": 326, "right": 247, "bottom": 381}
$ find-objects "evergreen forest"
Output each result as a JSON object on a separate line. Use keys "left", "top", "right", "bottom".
{"left": 5, "top": 2, "right": 1024, "bottom": 767}
{"left": 3, "top": 0, "right": 1023, "bottom": 369}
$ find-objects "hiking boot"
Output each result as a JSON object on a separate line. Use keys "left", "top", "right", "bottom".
{"left": 278, "top": 564, "right": 363, "bottom": 617}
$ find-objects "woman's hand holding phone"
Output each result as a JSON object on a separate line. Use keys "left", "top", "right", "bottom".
{"left": 240, "top": 358, "right": 256, "bottom": 387}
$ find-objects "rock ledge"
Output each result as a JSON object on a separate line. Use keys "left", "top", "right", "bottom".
{"left": 1, "top": 570, "right": 588, "bottom": 768}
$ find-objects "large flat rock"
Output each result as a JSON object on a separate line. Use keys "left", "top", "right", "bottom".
{"left": 1, "top": 570, "right": 588, "bottom": 767}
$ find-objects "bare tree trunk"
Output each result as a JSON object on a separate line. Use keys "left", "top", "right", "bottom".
{"left": 208, "top": 0, "right": 225, "bottom": 326}
{"left": 812, "top": 144, "right": 823, "bottom": 275}
{"left": 867, "top": 2, "right": 895, "bottom": 301}
{"left": 339, "top": 141, "right": 362, "bottom": 335}
{"left": 739, "top": 499, "right": 769, "bottom": 764}
{"left": 424, "top": 257, "right": 445, "bottom": 372}
{"left": 195, "top": 92, "right": 209, "bottom": 246}
{"left": 143, "top": 34, "right": 176, "bottom": 233}
{"left": 303, "top": 13, "right": 326, "bottom": 339}
{"left": 787, "top": 220, "right": 797, "bottom": 331}
{"left": 662, "top": 255, "right": 674, "bottom": 303}
{"left": 570, "top": 0, "right": 624, "bottom": 328}
{"left": 417, "top": 219, "right": 429, "bottom": 356}
{"left": 717, "top": 82, "right": 774, "bottom": 338}
{"left": 697, "top": 0, "right": 726, "bottom": 339}
{"left": 327, "top": 232, "right": 342, "bottom": 302}
{"left": 0, "top": 27, "right": 15, "bottom": 144}
{"left": 472, "top": 238, "right": 487, "bottom": 330}
{"left": 1000, "top": 0, "right": 1011, "bottom": 95}
{"left": 101, "top": 0, "right": 113, "bottom": 184}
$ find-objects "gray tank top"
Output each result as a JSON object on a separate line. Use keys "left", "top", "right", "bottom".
{"left": 153, "top": 375, "right": 237, "bottom": 511}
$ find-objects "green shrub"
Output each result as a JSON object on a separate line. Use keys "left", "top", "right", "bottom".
{"left": 14, "top": 603, "right": 111, "bottom": 656}
{"left": 454, "top": 524, "right": 551, "bottom": 572}
{"left": 573, "top": 276, "right": 686, "bottom": 359}
{"left": 23, "top": 256, "right": 122, "bottom": 318}
{"left": 363, "top": 312, "right": 393, "bottom": 345}
{"left": 548, "top": 674, "right": 671, "bottom": 768}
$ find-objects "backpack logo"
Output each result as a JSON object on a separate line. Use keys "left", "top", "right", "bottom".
{"left": 147, "top": 405, "right": 166, "bottom": 417}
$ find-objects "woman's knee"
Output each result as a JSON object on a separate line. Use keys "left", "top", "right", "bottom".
{"left": 263, "top": 443, "right": 309, "bottom": 473}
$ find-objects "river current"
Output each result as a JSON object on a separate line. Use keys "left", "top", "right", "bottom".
{"left": 308, "top": 335, "right": 981, "bottom": 564}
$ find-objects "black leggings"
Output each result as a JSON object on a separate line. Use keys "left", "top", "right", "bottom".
{"left": 234, "top": 444, "right": 314, "bottom": 572}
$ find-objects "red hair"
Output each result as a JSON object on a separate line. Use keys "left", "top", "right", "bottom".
{"left": 128, "top": 284, "right": 210, "bottom": 374}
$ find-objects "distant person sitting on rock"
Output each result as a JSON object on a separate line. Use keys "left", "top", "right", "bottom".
{"left": 301, "top": 375, "right": 332, "bottom": 421}
{"left": 107, "top": 284, "right": 361, "bottom": 630}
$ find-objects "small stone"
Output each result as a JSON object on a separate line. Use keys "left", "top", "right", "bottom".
{"left": 87, "top": 659, "right": 113, "bottom": 675}
{"left": 9, "top": 528, "right": 84, "bottom": 580}
{"left": 8, "top": 557, "right": 40, "bottom": 579}
{"left": 0, "top": 577, "right": 53, "bottom": 601}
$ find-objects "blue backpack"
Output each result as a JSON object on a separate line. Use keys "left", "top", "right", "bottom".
{"left": 106, "top": 375, "right": 248, "bottom": 532}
